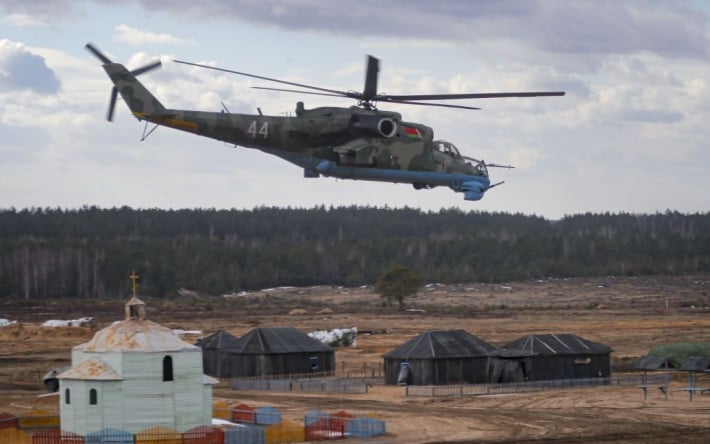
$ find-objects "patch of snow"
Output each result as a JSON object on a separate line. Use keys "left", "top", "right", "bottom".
{"left": 212, "top": 418, "right": 245, "bottom": 427}
{"left": 309, "top": 327, "right": 357, "bottom": 347}
{"left": 261, "top": 286, "right": 296, "bottom": 292}
{"left": 172, "top": 329, "right": 203, "bottom": 337}
{"left": 41, "top": 317, "right": 93, "bottom": 327}
{"left": 0, "top": 318, "right": 17, "bottom": 327}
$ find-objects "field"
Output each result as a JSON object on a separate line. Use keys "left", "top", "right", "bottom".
{"left": 1, "top": 274, "right": 710, "bottom": 442}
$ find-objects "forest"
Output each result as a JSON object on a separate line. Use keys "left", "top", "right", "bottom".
{"left": 0, "top": 206, "right": 708, "bottom": 299}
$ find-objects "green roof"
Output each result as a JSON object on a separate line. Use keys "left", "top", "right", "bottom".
{"left": 648, "top": 343, "right": 710, "bottom": 368}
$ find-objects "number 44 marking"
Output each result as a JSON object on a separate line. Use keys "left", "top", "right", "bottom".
{"left": 247, "top": 121, "right": 269, "bottom": 138}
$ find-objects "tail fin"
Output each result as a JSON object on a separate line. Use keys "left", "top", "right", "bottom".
{"left": 102, "top": 63, "right": 167, "bottom": 118}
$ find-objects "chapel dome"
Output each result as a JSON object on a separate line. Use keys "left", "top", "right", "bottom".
{"left": 75, "top": 318, "right": 198, "bottom": 352}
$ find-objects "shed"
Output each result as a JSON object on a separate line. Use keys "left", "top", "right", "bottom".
{"left": 634, "top": 356, "right": 678, "bottom": 400}
{"left": 196, "top": 330, "right": 239, "bottom": 377}
{"left": 679, "top": 356, "right": 710, "bottom": 372}
{"left": 489, "top": 333, "right": 613, "bottom": 383}
{"left": 383, "top": 330, "right": 496, "bottom": 385}
{"left": 679, "top": 357, "right": 710, "bottom": 401}
{"left": 634, "top": 356, "right": 679, "bottom": 371}
{"left": 221, "top": 327, "right": 335, "bottom": 377}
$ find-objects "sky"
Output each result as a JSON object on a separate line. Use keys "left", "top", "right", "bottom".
{"left": 0, "top": 0, "right": 709, "bottom": 219}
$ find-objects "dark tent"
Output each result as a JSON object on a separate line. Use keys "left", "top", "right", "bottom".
{"left": 221, "top": 327, "right": 335, "bottom": 378}
{"left": 196, "top": 330, "right": 240, "bottom": 377}
{"left": 383, "top": 330, "right": 496, "bottom": 385}
{"left": 489, "top": 333, "right": 613, "bottom": 383}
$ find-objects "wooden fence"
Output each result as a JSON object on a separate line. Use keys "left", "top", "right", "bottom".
{"left": 231, "top": 375, "right": 381, "bottom": 394}
{"left": 405, "top": 374, "right": 667, "bottom": 397}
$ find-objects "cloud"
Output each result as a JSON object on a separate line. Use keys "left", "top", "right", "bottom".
{"left": 0, "top": 120, "right": 50, "bottom": 165}
{"left": 0, "top": 40, "right": 60, "bottom": 94}
{"left": 0, "top": 0, "right": 76, "bottom": 25}
{"left": 127, "top": 0, "right": 709, "bottom": 59}
{"left": 5, "top": 1, "right": 705, "bottom": 60}
{"left": 113, "top": 24, "right": 195, "bottom": 46}
{"left": 533, "top": 1, "right": 708, "bottom": 58}
{"left": 2, "top": 13, "right": 49, "bottom": 27}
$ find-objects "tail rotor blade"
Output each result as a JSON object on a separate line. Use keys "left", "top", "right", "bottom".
{"left": 131, "top": 60, "right": 162, "bottom": 77}
{"left": 107, "top": 87, "right": 118, "bottom": 122}
{"left": 85, "top": 43, "right": 112, "bottom": 64}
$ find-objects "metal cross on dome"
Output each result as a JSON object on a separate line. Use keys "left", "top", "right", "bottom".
{"left": 129, "top": 271, "right": 139, "bottom": 297}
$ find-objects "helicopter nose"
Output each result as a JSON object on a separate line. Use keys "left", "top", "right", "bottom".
{"left": 461, "top": 181, "right": 487, "bottom": 201}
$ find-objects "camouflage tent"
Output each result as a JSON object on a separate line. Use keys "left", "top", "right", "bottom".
{"left": 383, "top": 330, "right": 495, "bottom": 385}
{"left": 489, "top": 333, "right": 613, "bottom": 383}
{"left": 220, "top": 327, "right": 334, "bottom": 377}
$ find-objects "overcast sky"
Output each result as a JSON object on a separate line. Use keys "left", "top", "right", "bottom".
{"left": 1, "top": 0, "right": 708, "bottom": 219}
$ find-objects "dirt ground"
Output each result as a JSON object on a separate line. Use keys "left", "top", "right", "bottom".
{"left": 1, "top": 274, "right": 710, "bottom": 442}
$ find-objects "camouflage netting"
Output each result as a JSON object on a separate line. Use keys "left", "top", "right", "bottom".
{"left": 647, "top": 343, "right": 710, "bottom": 367}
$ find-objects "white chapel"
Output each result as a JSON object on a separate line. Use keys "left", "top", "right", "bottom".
{"left": 58, "top": 275, "right": 216, "bottom": 435}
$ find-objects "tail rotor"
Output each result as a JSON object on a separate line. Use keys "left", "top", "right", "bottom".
{"left": 85, "top": 43, "right": 162, "bottom": 121}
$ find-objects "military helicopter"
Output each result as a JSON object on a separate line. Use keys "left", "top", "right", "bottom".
{"left": 86, "top": 43, "right": 564, "bottom": 201}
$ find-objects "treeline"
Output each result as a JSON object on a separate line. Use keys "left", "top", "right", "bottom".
{"left": 0, "top": 206, "right": 709, "bottom": 299}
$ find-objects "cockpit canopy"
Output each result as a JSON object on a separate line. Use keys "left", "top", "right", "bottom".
{"left": 431, "top": 140, "right": 489, "bottom": 177}
{"left": 432, "top": 140, "right": 461, "bottom": 158}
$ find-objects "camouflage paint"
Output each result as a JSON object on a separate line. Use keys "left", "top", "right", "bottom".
{"left": 100, "top": 61, "right": 490, "bottom": 200}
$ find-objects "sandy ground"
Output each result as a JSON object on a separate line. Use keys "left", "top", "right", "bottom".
{"left": 1, "top": 274, "right": 710, "bottom": 442}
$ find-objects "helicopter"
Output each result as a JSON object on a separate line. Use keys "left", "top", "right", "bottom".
{"left": 86, "top": 43, "right": 564, "bottom": 201}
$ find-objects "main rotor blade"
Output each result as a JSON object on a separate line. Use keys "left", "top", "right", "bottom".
{"left": 384, "top": 99, "right": 481, "bottom": 111}
{"left": 251, "top": 86, "right": 351, "bottom": 98}
{"left": 174, "top": 59, "right": 354, "bottom": 98}
{"left": 85, "top": 43, "right": 112, "bottom": 64}
{"left": 107, "top": 87, "right": 118, "bottom": 122}
{"left": 363, "top": 55, "right": 379, "bottom": 100}
{"left": 381, "top": 91, "right": 566, "bottom": 101}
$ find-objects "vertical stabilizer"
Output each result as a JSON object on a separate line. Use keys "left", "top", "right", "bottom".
{"left": 102, "top": 63, "right": 166, "bottom": 118}
{"left": 85, "top": 43, "right": 165, "bottom": 121}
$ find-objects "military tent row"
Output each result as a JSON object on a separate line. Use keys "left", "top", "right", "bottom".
{"left": 199, "top": 328, "right": 612, "bottom": 386}
{"left": 384, "top": 331, "right": 613, "bottom": 386}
